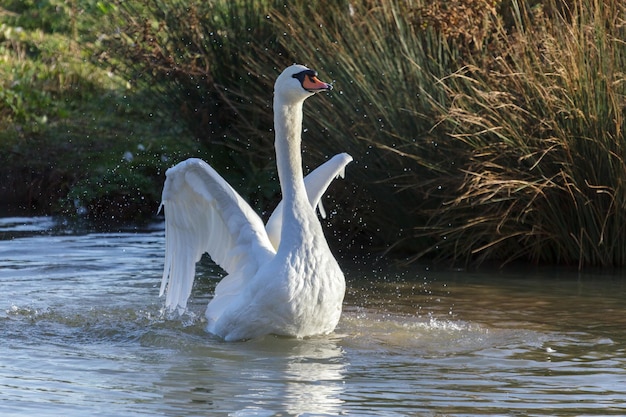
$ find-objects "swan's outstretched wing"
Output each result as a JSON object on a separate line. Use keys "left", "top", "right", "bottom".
{"left": 266, "top": 153, "right": 353, "bottom": 249}
{"left": 159, "top": 158, "right": 275, "bottom": 312}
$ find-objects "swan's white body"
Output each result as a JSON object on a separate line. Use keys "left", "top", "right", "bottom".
{"left": 159, "top": 65, "right": 352, "bottom": 341}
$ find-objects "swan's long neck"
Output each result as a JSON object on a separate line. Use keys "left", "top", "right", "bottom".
{"left": 273, "top": 95, "right": 318, "bottom": 252}
{"left": 274, "top": 98, "right": 307, "bottom": 207}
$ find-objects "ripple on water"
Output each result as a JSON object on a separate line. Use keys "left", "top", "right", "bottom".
{"left": 339, "top": 307, "right": 504, "bottom": 356}
{"left": 2, "top": 216, "right": 626, "bottom": 416}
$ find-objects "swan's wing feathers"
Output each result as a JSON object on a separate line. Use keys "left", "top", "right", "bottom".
{"left": 304, "top": 153, "right": 353, "bottom": 217}
{"left": 266, "top": 153, "right": 353, "bottom": 249}
{"left": 160, "top": 158, "right": 275, "bottom": 312}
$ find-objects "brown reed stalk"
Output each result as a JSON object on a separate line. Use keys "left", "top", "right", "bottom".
{"left": 426, "top": 0, "right": 626, "bottom": 267}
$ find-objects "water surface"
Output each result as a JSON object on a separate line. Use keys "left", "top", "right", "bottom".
{"left": 1, "top": 216, "right": 625, "bottom": 416}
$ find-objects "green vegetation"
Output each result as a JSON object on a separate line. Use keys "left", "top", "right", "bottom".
{"left": 0, "top": 0, "right": 196, "bottom": 222}
{"left": 2, "top": 0, "right": 625, "bottom": 267}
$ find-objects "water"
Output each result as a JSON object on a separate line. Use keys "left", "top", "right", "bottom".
{"left": 1, "top": 216, "right": 626, "bottom": 416}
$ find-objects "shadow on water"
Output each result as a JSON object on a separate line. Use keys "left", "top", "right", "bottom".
{"left": 1, "top": 216, "right": 626, "bottom": 416}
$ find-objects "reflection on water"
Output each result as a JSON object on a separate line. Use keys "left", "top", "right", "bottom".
{"left": 155, "top": 336, "right": 347, "bottom": 416}
{"left": 1, "top": 216, "right": 626, "bottom": 416}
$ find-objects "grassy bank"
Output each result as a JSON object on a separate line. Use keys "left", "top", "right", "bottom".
{"left": 2, "top": 0, "right": 626, "bottom": 267}
{"left": 0, "top": 0, "right": 201, "bottom": 222}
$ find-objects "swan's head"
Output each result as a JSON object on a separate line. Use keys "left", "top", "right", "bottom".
{"left": 274, "top": 64, "right": 332, "bottom": 103}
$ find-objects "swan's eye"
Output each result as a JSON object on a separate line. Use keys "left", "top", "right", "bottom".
{"left": 292, "top": 70, "right": 316, "bottom": 83}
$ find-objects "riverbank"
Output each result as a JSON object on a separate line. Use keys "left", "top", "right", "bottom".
{"left": 2, "top": 0, "right": 626, "bottom": 267}
{"left": 0, "top": 2, "right": 202, "bottom": 222}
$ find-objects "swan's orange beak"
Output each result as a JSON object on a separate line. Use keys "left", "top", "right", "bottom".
{"left": 302, "top": 74, "right": 332, "bottom": 92}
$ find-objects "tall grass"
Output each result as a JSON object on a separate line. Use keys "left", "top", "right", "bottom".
{"left": 109, "top": 0, "right": 626, "bottom": 267}
{"left": 110, "top": 0, "right": 471, "bottom": 246}
{"left": 428, "top": 0, "right": 626, "bottom": 266}
{"left": 218, "top": 0, "right": 514, "bottom": 254}
{"left": 241, "top": 1, "right": 464, "bottom": 247}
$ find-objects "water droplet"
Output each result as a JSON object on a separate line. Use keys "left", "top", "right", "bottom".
{"left": 123, "top": 151, "right": 133, "bottom": 162}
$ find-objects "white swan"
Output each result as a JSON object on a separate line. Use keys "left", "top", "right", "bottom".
{"left": 159, "top": 64, "right": 352, "bottom": 341}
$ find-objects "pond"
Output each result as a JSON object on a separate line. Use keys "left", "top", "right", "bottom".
{"left": 1, "top": 216, "right": 625, "bottom": 416}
